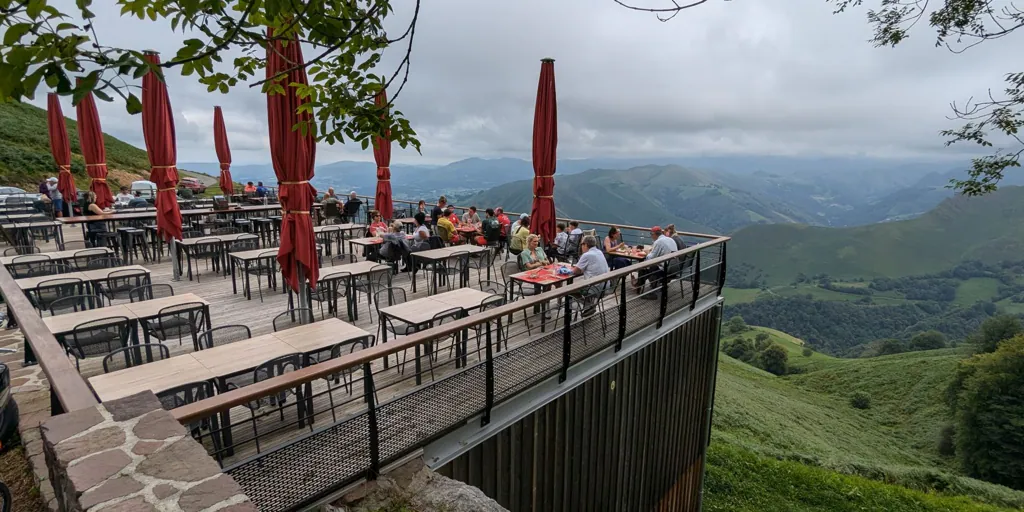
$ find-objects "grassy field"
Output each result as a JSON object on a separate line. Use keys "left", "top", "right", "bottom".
{"left": 955, "top": 278, "right": 1002, "bottom": 305}
{"left": 709, "top": 326, "right": 1024, "bottom": 509}
{"left": 724, "top": 284, "right": 913, "bottom": 305}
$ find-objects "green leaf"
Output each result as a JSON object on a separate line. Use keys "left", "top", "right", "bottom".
{"left": 55, "top": 22, "right": 77, "bottom": 32}
{"left": 26, "top": 0, "right": 44, "bottom": 18}
{"left": 3, "top": 23, "right": 33, "bottom": 46}
{"left": 92, "top": 88, "right": 113, "bottom": 102}
{"left": 126, "top": 92, "right": 142, "bottom": 114}
{"left": 360, "top": 138, "right": 369, "bottom": 150}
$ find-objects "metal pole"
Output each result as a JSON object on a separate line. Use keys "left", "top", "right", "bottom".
{"left": 296, "top": 262, "right": 312, "bottom": 323}
{"left": 169, "top": 238, "right": 180, "bottom": 281}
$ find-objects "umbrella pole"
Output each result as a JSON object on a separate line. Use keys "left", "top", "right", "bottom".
{"left": 170, "top": 238, "right": 181, "bottom": 281}
{"left": 296, "top": 262, "right": 311, "bottom": 323}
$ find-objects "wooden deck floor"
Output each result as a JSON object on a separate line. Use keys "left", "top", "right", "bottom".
{"left": 28, "top": 225, "right": 711, "bottom": 468}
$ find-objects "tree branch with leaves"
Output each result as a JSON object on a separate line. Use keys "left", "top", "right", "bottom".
{"left": 0, "top": 0, "right": 421, "bottom": 151}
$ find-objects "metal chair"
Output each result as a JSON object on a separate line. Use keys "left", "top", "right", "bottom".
{"left": 352, "top": 265, "right": 391, "bottom": 322}
{"left": 155, "top": 381, "right": 222, "bottom": 460}
{"left": 421, "top": 308, "right": 462, "bottom": 381}
{"left": 128, "top": 283, "right": 175, "bottom": 303}
{"left": 67, "top": 316, "right": 132, "bottom": 370}
{"left": 32, "top": 277, "right": 84, "bottom": 316}
{"left": 8, "top": 254, "right": 50, "bottom": 278}
{"left": 85, "top": 256, "right": 125, "bottom": 271}
{"left": 308, "top": 272, "right": 351, "bottom": 320}
{"left": 273, "top": 308, "right": 314, "bottom": 332}
{"left": 145, "top": 302, "right": 207, "bottom": 350}
{"left": 71, "top": 248, "right": 111, "bottom": 271}
{"left": 243, "top": 249, "right": 278, "bottom": 302}
{"left": 309, "top": 335, "right": 374, "bottom": 423}
{"left": 187, "top": 237, "right": 223, "bottom": 282}
{"left": 467, "top": 247, "right": 495, "bottom": 287}
{"left": 231, "top": 353, "right": 304, "bottom": 453}
{"left": 197, "top": 324, "right": 252, "bottom": 349}
{"left": 101, "top": 343, "right": 171, "bottom": 373}
{"left": 501, "top": 261, "right": 535, "bottom": 336}
{"left": 26, "top": 261, "right": 74, "bottom": 278}
{"left": 2, "top": 246, "right": 39, "bottom": 256}
{"left": 470, "top": 293, "right": 507, "bottom": 357}
{"left": 48, "top": 294, "right": 106, "bottom": 317}
{"left": 99, "top": 268, "right": 150, "bottom": 301}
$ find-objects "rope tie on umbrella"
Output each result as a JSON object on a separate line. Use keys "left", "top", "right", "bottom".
{"left": 158, "top": 188, "right": 177, "bottom": 192}
{"left": 285, "top": 211, "right": 311, "bottom": 215}
{"left": 152, "top": 165, "right": 177, "bottom": 169}
{"left": 58, "top": 165, "right": 71, "bottom": 173}
{"left": 534, "top": 195, "right": 554, "bottom": 198}
{"left": 90, "top": 178, "right": 107, "bottom": 182}
{"left": 86, "top": 163, "right": 107, "bottom": 167}
{"left": 278, "top": 181, "right": 310, "bottom": 185}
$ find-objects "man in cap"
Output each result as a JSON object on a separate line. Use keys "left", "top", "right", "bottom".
{"left": 46, "top": 177, "right": 63, "bottom": 217}
{"left": 633, "top": 226, "right": 679, "bottom": 299}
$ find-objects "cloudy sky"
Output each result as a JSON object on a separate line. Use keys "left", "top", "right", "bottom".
{"left": 34, "top": 0, "right": 1013, "bottom": 165}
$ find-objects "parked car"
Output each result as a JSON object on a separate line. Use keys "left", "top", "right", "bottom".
{"left": 131, "top": 180, "right": 157, "bottom": 201}
{"left": 0, "top": 187, "right": 33, "bottom": 205}
{"left": 179, "top": 177, "right": 206, "bottom": 194}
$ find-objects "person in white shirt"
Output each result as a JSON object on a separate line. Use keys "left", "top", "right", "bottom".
{"left": 510, "top": 213, "right": 527, "bottom": 235}
{"left": 633, "top": 226, "right": 678, "bottom": 299}
{"left": 572, "top": 235, "right": 610, "bottom": 315}
{"left": 568, "top": 220, "right": 582, "bottom": 235}
{"left": 115, "top": 186, "right": 134, "bottom": 204}
{"left": 552, "top": 222, "right": 568, "bottom": 256}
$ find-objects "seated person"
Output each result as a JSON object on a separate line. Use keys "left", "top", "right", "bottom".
{"left": 128, "top": 191, "right": 149, "bottom": 208}
{"left": 255, "top": 182, "right": 268, "bottom": 197}
{"left": 447, "top": 206, "right": 461, "bottom": 226}
{"left": 380, "top": 221, "right": 413, "bottom": 271}
{"left": 417, "top": 200, "right": 428, "bottom": 215}
{"left": 572, "top": 235, "right": 611, "bottom": 315}
{"left": 479, "top": 208, "right": 501, "bottom": 245}
{"left": 436, "top": 210, "right": 457, "bottom": 243}
{"left": 462, "top": 206, "right": 481, "bottom": 227}
{"left": 368, "top": 211, "right": 388, "bottom": 236}
{"left": 604, "top": 226, "right": 631, "bottom": 270}
{"left": 115, "top": 186, "right": 134, "bottom": 204}
{"left": 508, "top": 215, "right": 531, "bottom": 255}
{"left": 244, "top": 182, "right": 256, "bottom": 194}
{"left": 344, "top": 191, "right": 363, "bottom": 220}
{"left": 322, "top": 187, "right": 340, "bottom": 205}
{"left": 410, "top": 212, "right": 431, "bottom": 251}
{"left": 633, "top": 226, "right": 678, "bottom": 299}
{"left": 568, "top": 220, "right": 582, "bottom": 236}
{"left": 665, "top": 224, "right": 686, "bottom": 250}
{"left": 496, "top": 207, "right": 511, "bottom": 238}
{"left": 552, "top": 222, "right": 568, "bottom": 256}
{"left": 519, "top": 234, "right": 550, "bottom": 270}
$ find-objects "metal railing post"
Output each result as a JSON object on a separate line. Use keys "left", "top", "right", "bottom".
{"left": 363, "top": 362, "right": 380, "bottom": 480}
{"left": 482, "top": 321, "right": 494, "bottom": 426}
{"left": 717, "top": 243, "right": 727, "bottom": 296}
{"left": 657, "top": 261, "right": 669, "bottom": 328}
{"left": 559, "top": 295, "right": 572, "bottom": 383}
{"left": 690, "top": 250, "right": 702, "bottom": 311}
{"left": 615, "top": 276, "right": 627, "bottom": 352}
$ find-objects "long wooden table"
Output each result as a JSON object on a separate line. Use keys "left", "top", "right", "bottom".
{"left": 410, "top": 245, "right": 490, "bottom": 293}
{"left": 0, "top": 247, "right": 112, "bottom": 266}
{"left": 43, "top": 293, "right": 212, "bottom": 348}
{"left": 2, "top": 220, "right": 65, "bottom": 249}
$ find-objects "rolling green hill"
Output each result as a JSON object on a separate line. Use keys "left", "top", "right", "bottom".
{"left": 729, "top": 186, "right": 1024, "bottom": 285}
{"left": 463, "top": 164, "right": 820, "bottom": 234}
{"left": 708, "top": 326, "right": 1024, "bottom": 509}
{"left": 0, "top": 100, "right": 212, "bottom": 191}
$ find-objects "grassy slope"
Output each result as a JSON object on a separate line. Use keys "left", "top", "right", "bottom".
{"left": 709, "top": 327, "right": 1024, "bottom": 509}
{"left": 0, "top": 101, "right": 215, "bottom": 191}
{"left": 729, "top": 186, "right": 1024, "bottom": 285}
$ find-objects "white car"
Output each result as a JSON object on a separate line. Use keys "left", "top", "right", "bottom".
{"left": 130, "top": 180, "right": 157, "bottom": 200}
{"left": 0, "top": 186, "right": 33, "bottom": 205}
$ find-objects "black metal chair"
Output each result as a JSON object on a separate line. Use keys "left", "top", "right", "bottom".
{"left": 2, "top": 245, "right": 39, "bottom": 256}
{"left": 85, "top": 256, "right": 125, "bottom": 271}
{"left": 187, "top": 237, "right": 223, "bottom": 282}
{"left": 243, "top": 249, "right": 279, "bottom": 302}
{"left": 32, "top": 277, "right": 84, "bottom": 316}
{"left": 501, "top": 261, "right": 535, "bottom": 335}
{"left": 48, "top": 294, "right": 106, "bottom": 316}
{"left": 101, "top": 343, "right": 171, "bottom": 373}
{"left": 67, "top": 316, "right": 132, "bottom": 370}
{"left": 155, "top": 381, "right": 222, "bottom": 460}
{"left": 563, "top": 233, "right": 583, "bottom": 264}
{"left": 352, "top": 265, "right": 391, "bottom": 322}
{"left": 26, "top": 261, "right": 74, "bottom": 278}
{"left": 273, "top": 308, "right": 314, "bottom": 332}
{"left": 231, "top": 353, "right": 303, "bottom": 453}
{"left": 470, "top": 293, "right": 507, "bottom": 357}
{"left": 467, "top": 247, "right": 494, "bottom": 287}
{"left": 309, "top": 335, "right": 374, "bottom": 423}
{"left": 9, "top": 254, "right": 51, "bottom": 278}
{"left": 145, "top": 302, "right": 207, "bottom": 350}
{"left": 99, "top": 268, "right": 150, "bottom": 301}
{"left": 128, "top": 283, "right": 175, "bottom": 303}
{"left": 71, "top": 248, "right": 111, "bottom": 271}
{"left": 424, "top": 308, "right": 463, "bottom": 380}
{"left": 553, "top": 278, "right": 619, "bottom": 347}
{"left": 197, "top": 324, "right": 251, "bottom": 349}
{"left": 308, "top": 272, "right": 351, "bottom": 320}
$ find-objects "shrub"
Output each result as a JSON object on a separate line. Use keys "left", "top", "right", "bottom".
{"left": 727, "top": 315, "right": 748, "bottom": 334}
{"left": 951, "top": 334, "right": 1024, "bottom": 489}
{"left": 910, "top": 330, "right": 947, "bottom": 351}
{"left": 723, "top": 337, "right": 755, "bottom": 363}
{"left": 876, "top": 339, "right": 907, "bottom": 356}
{"left": 802, "top": 347, "right": 813, "bottom": 357}
{"left": 850, "top": 391, "right": 871, "bottom": 410}
{"left": 969, "top": 314, "right": 1021, "bottom": 353}
{"left": 758, "top": 343, "right": 788, "bottom": 376}
{"left": 938, "top": 424, "right": 956, "bottom": 457}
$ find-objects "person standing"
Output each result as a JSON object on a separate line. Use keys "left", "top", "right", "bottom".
{"left": 431, "top": 195, "right": 447, "bottom": 231}
{"left": 46, "top": 177, "right": 63, "bottom": 217}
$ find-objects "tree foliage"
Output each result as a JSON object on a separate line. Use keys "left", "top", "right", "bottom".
{"left": 757, "top": 343, "right": 789, "bottom": 375}
{"left": 909, "top": 330, "right": 947, "bottom": 351}
{"left": 967, "top": 314, "right": 1022, "bottom": 353}
{"left": 947, "top": 334, "right": 1024, "bottom": 489}
{"left": 0, "top": 0, "right": 421, "bottom": 151}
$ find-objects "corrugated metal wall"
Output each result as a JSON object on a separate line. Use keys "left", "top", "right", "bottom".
{"left": 437, "top": 304, "right": 722, "bottom": 512}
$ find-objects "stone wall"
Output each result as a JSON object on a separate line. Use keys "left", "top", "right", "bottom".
{"left": 332, "top": 459, "right": 507, "bottom": 512}
{"left": 40, "top": 391, "right": 256, "bottom": 512}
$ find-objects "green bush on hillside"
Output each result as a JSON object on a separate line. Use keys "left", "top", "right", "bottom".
{"left": 757, "top": 343, "right": 788, "bottom": 376}
{"left": 727, "top": 315, "right": 749, "bottom": 334}
{"left": 850, "top": 391, "right": 872, "bottom": 410}
{"left": 911, "top": 330, "right": 947, "bottom": 351}
{"left": 939, "top": 424, "right": 957, "bottom": 458}
{"left": 801, "top": 347, "right": 813, "bottom": 357}
{"left": 967, "top": 315, "right": 1021, "bottom": 353}
{"left": 877, "top": 338, "right": 907, "bottom": 355}
{"left": 949, "top": 335, "right": 1024, "bottom": 490}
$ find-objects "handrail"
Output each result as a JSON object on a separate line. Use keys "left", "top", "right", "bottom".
{"left": 0, "top": 265, "right": 98, "bottom": 413}
{"left": 354, "top": 194, "right": 721, "bottom": 240}
{"left": 171, "top": 234, "right": 728, "bottom": 424}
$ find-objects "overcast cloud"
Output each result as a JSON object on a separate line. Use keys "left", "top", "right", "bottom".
{"left": 34, "top": 0, "right": 1015, "bottom": 165}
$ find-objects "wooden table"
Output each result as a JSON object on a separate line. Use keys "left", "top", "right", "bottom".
{"left": 510, "top": 263, "right": 575, "bottom": 331}
{"left": 607, "top": 247, "right": 647, "bottom": 261}
{"left": 314, "top": 223, "right": 365, "bottom": 255}
{"left": 292, "top": 260, "right": 389, "bottom": 321}
{"left": 89, "top": 354, "right": 213, "bottom": 402}
{"left": 227, "top": 247, "right": 280, "bottom": 299}
{"left": 2, "top": 220, "right": 64, "bottom": 250}
{"left": 0, "top": 247, "right": 112, "bottom": 266}
{"left": 410, "top": 245, "right": 489, "bottom": 294}
{"left": 43, "top": 293, "right": 210, "bottom": 349}
{"left": 178, "top": 233, "right": 259, "bottom": 280}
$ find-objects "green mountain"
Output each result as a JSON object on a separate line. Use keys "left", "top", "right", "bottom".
{"left": 0, "top": 100, "right": 212, "bottom": 191}
{"left": 707, "top": 326, "right": 1024, "bottom": 510}
{"left": 729, "top": 186, "right": 1024, "bottom": 285}
{"left": 463, "top": 165, "right": 820, "bottom": 234}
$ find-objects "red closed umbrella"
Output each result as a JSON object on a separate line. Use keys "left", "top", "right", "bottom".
{"left": 75, "top": 88, "right": 114, "bottom": 209}
{"left": 530, "top": 58, "right": 558, "bottom": 244}
{"left": 214, "top": 106, "right": 234, "bottom": 196}
{"left": 141, "top": 52, "right": 183, "bottom": 243}
{"left": 373, "top": 90, "right": 393, "bottom": 220}
{"left": 267, "top": 28, "right": 318, "bottom": 292}
{"left": 47, "top": 94, "right": 75, "bottom": 215}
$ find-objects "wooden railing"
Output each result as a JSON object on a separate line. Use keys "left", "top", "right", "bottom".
{"left": 0, "top": 265, "right": 98, "bottom": 414}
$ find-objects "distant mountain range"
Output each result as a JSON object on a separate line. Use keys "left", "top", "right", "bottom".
{"left": 729, "top": 185, "right": 1024, "bottom": 285}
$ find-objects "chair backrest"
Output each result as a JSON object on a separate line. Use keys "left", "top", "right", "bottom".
{"left": 70, "top": 316, "right": 131, "bottom": 360}
{"left": 49, "top": 294, "right": 106, "bottom": 316}
{"left": 156, "top": 380, "right": 215, "bottom": 411}
{"left": 28, "top": 261, "right": 74, "bottom": 278}
{"left": 273, "top": 308, "right": 314, "bottom": 332}
{"left": 501, "top": 261, "right": 521, "bottom": 283}
{"left": 156, "top": 302, "right": 207, "bottom": 334}
{"left": 324, "top": 201, "right": 342, "bottom": 219}
{"left": 479, "top": 294, "right": 505, "bottom": 312}
{"left": 102, "top": 343, "right": 170, "bottom": 373}
{"left": 129, "top": 283, "right": 175, "bottom": 303}
{"left": 35, "top": 278, "right": 84, "bottom": 306}
{"left": 430, "top": 307, "right": 463, "bottom": 328}
{"left": 373, "top": 287, "right": 407, "bottom": 316}
{"left": 197, "top": 324, "right": 252, "bottom": 349}
{"left": 211, "top": 227, "right": 238, "bottom": 235}
{"left": 86, "top": 256, "right": 125, "bottom": 270}
{"left": 565, "top": 233, "right": 583, "bottom": 256}
{"left": 106, "top": 269, "right": 149, "bottom": 297}
{"left": 72, "top": 248, "right": 110, "bottom": 271}
{"left": 194, "top": 237, "right": 221, "bottom": 251}
{"left": 367, "top": 264, "right": 392, "bottom": 289}
{"left": 9, "top": 254, "right": 51, "bottom": 278}
{"left": 181, "top": 229, "right": 203, "bottom": 239}
{"left": 254, "top": 353, "right": 302, "bottom": 386}
{"left": 427, "top": 235, "right": 444, "bottom": 250}
{"left": 447, "top": 251, "right": 470, "bottom": 271}
{"left": 478, "top": 280, "right": 506, "bottom": 296}
{"left": 3, "top": 245, "right": 39, "bottom": 256}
